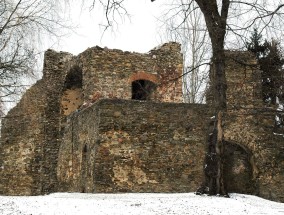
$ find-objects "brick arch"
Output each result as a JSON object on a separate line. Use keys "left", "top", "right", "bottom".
{"left": 128, "top": 71, "right": 159, "bottom": 84}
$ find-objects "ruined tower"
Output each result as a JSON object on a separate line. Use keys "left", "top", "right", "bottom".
{"left": 0, "top": 44, "right": 283, "bottom": 202}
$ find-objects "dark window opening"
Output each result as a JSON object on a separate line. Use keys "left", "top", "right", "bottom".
{"left": 64, "top": 65, "right": 82, "bottom": 90}
{"left": 132, "top": 80, "right": 156, "bottom": 100}
{"left": 81, "top": 144, "right": 88, "bottom": 193}
{"left": 83, "top": 144, "right": 88, "bottom": 153}
{"left": 61, "top": 65, "right": 83, "bottom": 116}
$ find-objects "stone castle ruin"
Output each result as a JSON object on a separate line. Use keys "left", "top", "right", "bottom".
{"left": 0, "top": 42, "right": 283, "bottom": 202}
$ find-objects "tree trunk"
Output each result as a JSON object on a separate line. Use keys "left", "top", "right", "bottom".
{"left": 196, "top": 43, "right": 228, "bottom": 196}
{"left": 189, "top": 0, "right": 229, "bottom": 196}
{"left": 211, "top": 43, "right": 228, "bottom": 195}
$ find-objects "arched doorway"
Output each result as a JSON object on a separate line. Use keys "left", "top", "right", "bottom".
{"left": 223, "top": 141, "right": 255, "bottom": 194}
{"left": 131, "top": 79, "right": 157, "bottom": 100}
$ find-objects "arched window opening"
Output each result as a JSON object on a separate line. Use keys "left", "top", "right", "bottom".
{"left": 64, "top": 66, "right": 82, "bottom": 90}
{"left": 83, "top": 144, "right": 88, "bottom": 153}
{"left": 132, "top": 80, "right": 156, "bottom": 100}
{"left": 61, "top": 66, "right": 83, "bottom": 116}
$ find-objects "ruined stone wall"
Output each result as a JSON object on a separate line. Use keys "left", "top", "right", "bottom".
{"left": 77, "top": 42, "right": 183, "bottom": 103}
{"left": 224, "top": 108, "right": 284, "bottom": 202}
{"left": 57, "top": 100, "right": 210, "bottom": 193}
{"left": 0, "top": 50, "right": 74, "bottom": 195}
{"left": 224, "top": 51, "right": 263, "bottom": 108}
{"left": 40, "top": 50, "right": 76, "bottom": 194}
{"left": 0, "top": 42, "right": 183, "bottom": 195}
{"left": 0, "top": 80, "right": 46, "bottom": 195}
{"left": 0, "top": 45, "right": 283, "bottom": 202}
{"left": 222, "top": 51, "right": 284, "bottom": 202}
{"left": 57, "top": 98, "right": 256, "bottom": 195}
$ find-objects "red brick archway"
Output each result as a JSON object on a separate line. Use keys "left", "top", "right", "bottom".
{"left": 128, "top": 71, "right": 158, "bottom": 84}
{"left": 129, "top": 71, "right": 158, "bottom": 100}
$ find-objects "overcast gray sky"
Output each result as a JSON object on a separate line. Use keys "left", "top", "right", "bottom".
{"left": 59, "top": 1, "right": 166, "bottom": 55}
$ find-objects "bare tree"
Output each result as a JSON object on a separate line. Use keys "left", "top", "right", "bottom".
{"left": 150, "top": 0, "right": 284, "bottom": 196}
{"left": 0, "top": 0, "right": 70, "bottom": 112}
{"left": 159, "top": 0, "right": 210, "bottom": 103}
{"left": 81, "top": 0, "right": 129, "bottom": 31}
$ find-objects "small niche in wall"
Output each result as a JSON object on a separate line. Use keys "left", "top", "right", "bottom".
{"left": 61, "top": 66, "right": 83, "bottom": 116}
{"left": 81, "top": 144, "right": 88, "bottom": 193}
{"left": 131, "top": 79, "right": 156, "bottom": 100}
{"left": 83, "top": 144, "right": 88, "bottom": 153}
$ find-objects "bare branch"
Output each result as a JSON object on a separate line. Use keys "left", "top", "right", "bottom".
{"left": 0, "top": 0, "right": 72, "bottom": 109}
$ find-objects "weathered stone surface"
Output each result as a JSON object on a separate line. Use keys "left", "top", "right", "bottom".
{"left": 0, "top": 45, "right": 283, "bottom": 203}
{"left": 77, "top": 42, "right": 183, "bottom": 103}
{"left": 0, "top": 50, "right": 74, "bottom": 195}
{"left": 0, "top": 42, "right": 183, "bottom": 195}
{"left": 57, "top": 100, "right": 210, "bottom": 193}
{"left": 221, "top": 52, "right": 284, "bottom": 202}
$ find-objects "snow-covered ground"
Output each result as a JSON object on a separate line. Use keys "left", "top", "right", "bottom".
{"left": 0, "top": 193, "right": 283, "bottom": 215}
